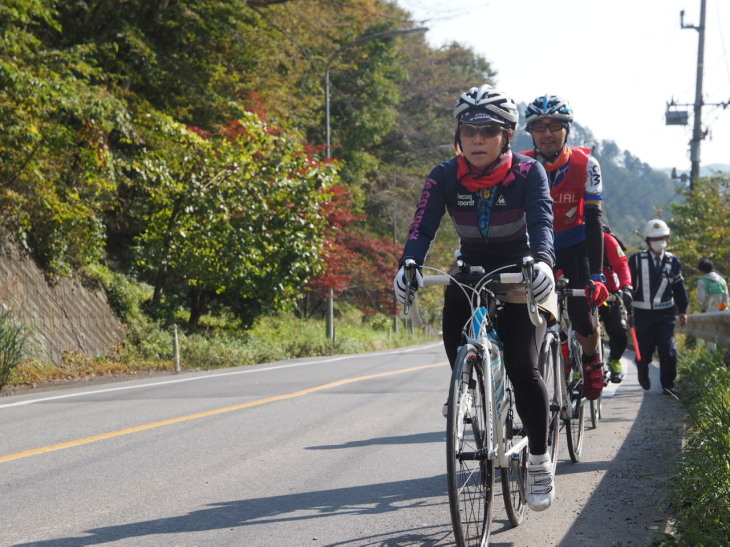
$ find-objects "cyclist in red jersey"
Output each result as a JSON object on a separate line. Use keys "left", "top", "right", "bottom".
{"left": 521, "top": 94, "right": 607, "bottom": 400}
{"left": 600, "top": 225, "right": 633, "bottom": 383}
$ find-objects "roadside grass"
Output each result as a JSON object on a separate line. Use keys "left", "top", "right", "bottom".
{"left": 0, "top": 307, "right": 34, "bottom": 389}
{"left": 653, "top": 346, "right": 730, "bottom": 545}
{"left": 4, "top": 308, "right": 433, "bottom": 391}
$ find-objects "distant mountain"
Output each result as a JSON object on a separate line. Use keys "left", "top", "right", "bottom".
{"left": 658, "top": 164, "right": 730, "bottom": 178}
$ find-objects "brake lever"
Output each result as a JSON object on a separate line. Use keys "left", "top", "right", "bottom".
{"left": 402, "top": 258, "right": 417, "bottom": 316}
{"left": 522, "top": 256, "right": 537, "bottom": 314}
{"left": 586, "top": 279, "right": 596, "bottom": 311}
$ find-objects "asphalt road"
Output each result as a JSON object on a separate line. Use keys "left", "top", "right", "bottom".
{"left": 0, "top": 343, "right": 682, "bottom": 546}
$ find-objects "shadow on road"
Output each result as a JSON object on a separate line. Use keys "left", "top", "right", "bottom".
{"left": 17, "top": 468, "right": 456, "bottom": 546}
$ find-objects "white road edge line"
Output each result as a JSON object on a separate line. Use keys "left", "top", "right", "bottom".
{"left": 0, "top": 342, "right": 443, "bottom": 409}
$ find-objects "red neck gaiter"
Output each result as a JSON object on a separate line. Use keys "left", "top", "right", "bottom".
{"left": 457, "top": 151, "right": 513, "bottom": 192}
{"left": 542, "top": 146, "right": 571, "bottom": 173}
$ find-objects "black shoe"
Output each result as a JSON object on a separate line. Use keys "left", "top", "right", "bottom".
{"left": 638, "top": 374, "right": 651, "bottom": 391}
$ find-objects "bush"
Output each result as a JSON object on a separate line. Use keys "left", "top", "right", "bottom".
{"left": 655, "top": 347, "right": 730, "bottom": 545}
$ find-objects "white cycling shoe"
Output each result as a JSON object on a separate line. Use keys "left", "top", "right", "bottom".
{"left": 526, "top": 453, "right": 555, "bottom": 511}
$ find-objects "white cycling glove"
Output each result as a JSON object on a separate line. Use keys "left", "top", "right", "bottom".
{"left": 393, "top": 265, "right": 424, "bottom": 305}
{"left": 528, "top": 261, "right": 555, "bottom": 304}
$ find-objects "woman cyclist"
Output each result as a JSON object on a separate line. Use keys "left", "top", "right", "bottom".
{"left": 393, "top": 85, "right": 558, "bottom": 511}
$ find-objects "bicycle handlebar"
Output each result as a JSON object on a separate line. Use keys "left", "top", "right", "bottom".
{"left": 403, "top": 258, "right": 543, "bottom": 327}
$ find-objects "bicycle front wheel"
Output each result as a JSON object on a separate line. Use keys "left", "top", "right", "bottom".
{"left": 447, "top": 344, "right": 494, "bottom": 547}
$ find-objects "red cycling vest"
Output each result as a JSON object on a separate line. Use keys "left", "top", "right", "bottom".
{"left": 521, "top": 146, "right": 590, "bottom": 233}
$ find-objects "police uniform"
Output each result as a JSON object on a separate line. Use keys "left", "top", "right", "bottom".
{"left": 628, "top": 249, "right": 689, "bottom": 390}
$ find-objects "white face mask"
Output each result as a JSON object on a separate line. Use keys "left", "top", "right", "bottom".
{"left": 650, "top": 240, "right": 667, "bottom": 253}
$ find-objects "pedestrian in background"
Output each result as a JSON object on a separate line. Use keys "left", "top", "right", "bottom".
{"left": 696, "top": 257, "right": 728, "bottom": 350}
{"left": 697, "top": 257, "right": 728, "bottom": 313}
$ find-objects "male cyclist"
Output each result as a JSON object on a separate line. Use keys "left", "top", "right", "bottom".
{"left": 520, "top": 95, "right": 607, "bottom": 400}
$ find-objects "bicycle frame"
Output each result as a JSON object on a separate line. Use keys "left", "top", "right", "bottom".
{"left": 554, "top": 278, "right": 589, "bottom": 420}
{"left": 554, "top": 277, "right": 601, "bottom": 462}
{"left": 467, "top": 303, "right": 529, "bottom": 469}
{"left": 417, "top": 259, "right": 541, "bottom": 469}
{"left": 404, "top": 257, "right": 547, "bottom": 542}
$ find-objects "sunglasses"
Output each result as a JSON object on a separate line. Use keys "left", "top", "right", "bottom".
{"left": 459, "top": 123, "right": 503, "bottom": 139}
{"left": 530, "top": 121, "right": 565, "bottom": 133}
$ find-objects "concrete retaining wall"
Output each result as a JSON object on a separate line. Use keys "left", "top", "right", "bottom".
{"left": 0, "top": 241, "right": 124, "bottom": 365}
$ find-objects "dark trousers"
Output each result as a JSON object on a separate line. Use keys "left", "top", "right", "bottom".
{"left": 442, "top": 284, "right": 549, "bottom": 455}
{"left": 633, "top": 309, "right": 677, "bottom": 389}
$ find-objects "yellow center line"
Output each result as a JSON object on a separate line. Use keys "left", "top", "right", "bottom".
{"left": 1, "top": 361, "right": 447, "bottom": 464}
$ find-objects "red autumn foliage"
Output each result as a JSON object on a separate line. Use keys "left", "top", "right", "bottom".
{"left": 187, "top": 125, "right": 212, "bottom": 139}
{"left": 306, "top": 185, "right": 400, "bottom": 314}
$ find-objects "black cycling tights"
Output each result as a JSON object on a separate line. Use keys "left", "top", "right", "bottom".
{"left": 442, "top": 285, "right": 549, "bottom": 455}
{"left": 555, "top": 242, "right": 598, "bottom": 337}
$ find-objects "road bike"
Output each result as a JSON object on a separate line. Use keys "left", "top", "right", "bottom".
{"left": 404, "top": 257, "right": 561, "bottom": 546}
{"left": 553, "top": 277, "right": 602, "bottom": 463}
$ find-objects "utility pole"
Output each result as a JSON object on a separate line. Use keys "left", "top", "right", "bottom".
{"left": 682, "top": 0, "right": 707, "bottom": 189}
{"left": 667, "top": 1, "right": 730, "bottom": 191}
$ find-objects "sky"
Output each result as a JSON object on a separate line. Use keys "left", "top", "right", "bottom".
{"left": 394, "top": 0, "right": 730, "bottom": 171}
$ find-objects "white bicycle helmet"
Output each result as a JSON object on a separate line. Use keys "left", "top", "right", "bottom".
{"left": 643, "top": 219, "right": 670, "bottom": 238}
{"left": 524, "top": 94, "right": 574, "bottom": 130}
{"left": 453, "top": 85, "right": 518, "bottom": 130}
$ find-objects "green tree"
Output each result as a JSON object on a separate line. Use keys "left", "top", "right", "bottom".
{"left": 129, "top": 112, "right": 336, "bottom": 329}
{"left": 668, "top": 175, "right": 730, "bottom": 307}
{"left": 0, "top": 0, "right": 130, "bottom": 275}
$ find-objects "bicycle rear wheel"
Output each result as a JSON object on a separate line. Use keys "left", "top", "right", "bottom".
{"left": 564, "top": 337, "right": 586, "bottom": 463}
{"left": 565, "top": 380, "right": 586, "bottom": 462}
{"left": 590, "top": 338, "right": 608, "bottom": 428}
{"left": 500, "top": 383, "right": 527, "bottom": 527}
{"left": 540, "top": 330, "right": 561, "bottom": 469}
{"left": 447, "top": 344, "right": 494, "bottom": 547}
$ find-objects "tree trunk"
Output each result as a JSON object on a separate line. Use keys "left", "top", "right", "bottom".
{"left": 187, "top": 289, "right": 208, "bottom": 332}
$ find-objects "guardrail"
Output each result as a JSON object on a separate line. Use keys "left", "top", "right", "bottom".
{"left": 677, "top": 311, "right": 730, "bottom": 348}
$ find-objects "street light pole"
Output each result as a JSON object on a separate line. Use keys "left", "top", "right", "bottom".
{"left": 323, "top": 26, "right": 427, "bottom": 341}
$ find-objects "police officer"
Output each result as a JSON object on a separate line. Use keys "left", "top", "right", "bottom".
{"left": 628, "top": 219, "right": 689, "bottom": 394}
